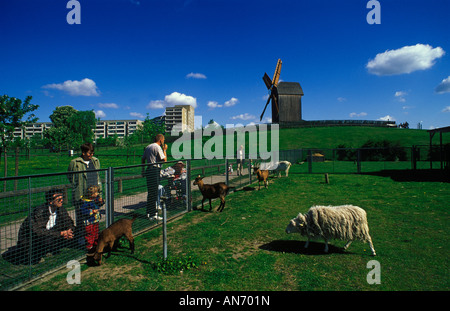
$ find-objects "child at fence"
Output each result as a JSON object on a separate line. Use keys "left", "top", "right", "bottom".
{"left": 80, "top": 185, "right": 105, "bottom": 251}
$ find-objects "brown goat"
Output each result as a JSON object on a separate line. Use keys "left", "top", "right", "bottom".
{"left": 193, "top": 175, "right": 230, "bottom": 212}
{"left": 253, "top": 166, "right": 269, "bottom": 190}
{"left": 87, "top": 215, "right": 136, "bottom": 265}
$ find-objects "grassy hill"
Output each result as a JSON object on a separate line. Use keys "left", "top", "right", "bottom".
{"left": 1, "top": 126, "right": 448, "bottom": 177}
{"left": 278, "top": 126, "right": 442, "bottom": 150}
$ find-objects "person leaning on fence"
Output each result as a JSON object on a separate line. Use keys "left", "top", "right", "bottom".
{"left": 80, "top": 185, "right": 105, "bottom": 252}
{"left": 141, "top": 134, "right": 167, "bottom": 221}
{"left": 13, "top": 188, "right": 75, "bottom": 265}
{"left": 67, "top": 143, "right": 103, "bottom": 233}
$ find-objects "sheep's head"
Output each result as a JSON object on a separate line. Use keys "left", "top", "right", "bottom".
{"left": 285, "top": 213, "right": 307, "bottom": 234}
{"left": 193, "top": 175, "right": 203, "bottom": 186}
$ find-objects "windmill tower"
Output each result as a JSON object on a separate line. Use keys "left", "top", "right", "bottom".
{"left": 260, "top": 59, "right": 304, "bottom": 124}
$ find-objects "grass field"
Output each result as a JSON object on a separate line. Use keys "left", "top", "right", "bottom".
{"left": 26, "top": 164, "right": 449, "bottom": 291}
{"left": 1, "top": 126, "right": 448, "bottom": 177}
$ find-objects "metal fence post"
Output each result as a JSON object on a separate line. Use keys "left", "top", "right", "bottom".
{"left": 225, "top": 158, "right": 229, "bottom": 185}
{"left": 105, "top": 167, "right": 114, "bottom": 227}
{"left": 248, "top": 160, "right": 252, "bottom": 184}
{"left": 28, "top": 177, "right": 33, "bottom": 277}
{"left": 162, "top": 198, "right": 167, "bottom": 260}
{"left": 186, "top": 159, "right": 191, "bottom": 212}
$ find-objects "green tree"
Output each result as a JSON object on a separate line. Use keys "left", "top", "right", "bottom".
{"left": 134, "top": 113, "right": 165, "bottom": 143}
{"left": 44, "top": 106, "right": 96, "bottom": 151}
{"left": 49, "top": 105, "right": 77, "bottom": 127}
{"left": 0, "top": 95, "right": 39, "bottom": 181}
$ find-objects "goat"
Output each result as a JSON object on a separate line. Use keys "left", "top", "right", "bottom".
{"left": 272, "top": 161, "right": 292, "bottom": 177}
{"left": 253, "top": 166, "right": 269, "bottom": 190}
{"left": 87, "top": 215, "right": 137, "bottom": 265}
{"left": 285, "top": 205, "right": 376, "bottom": 255}
{"left": 193, "top": 175, "right": 230, "bottom": 212}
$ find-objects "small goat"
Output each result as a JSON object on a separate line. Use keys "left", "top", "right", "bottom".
{"left": 272, "top": 161, "right": 292, "bottom": 177}
{"left": 193, "top": 175, "right": 230, "bottom": 212}
{"left": 87, "top": 215, "right": 137, "bottom": 265}
{"left": 253, "top": 166, "right": 269, "bottom": 190}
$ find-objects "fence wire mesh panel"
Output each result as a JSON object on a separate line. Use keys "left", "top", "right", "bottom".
{"left": 0, "top": 170, "right": 107, "bottom": 290}
{"left": 110, "top": 161, "right": 189, "bottom": 235}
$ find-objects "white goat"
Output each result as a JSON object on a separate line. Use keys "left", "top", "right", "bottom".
{"left": 259, "top": 161, "right": 292, "bottom": 177}
{"left": 285, "top": 205, "right": 376, "bottom": 255}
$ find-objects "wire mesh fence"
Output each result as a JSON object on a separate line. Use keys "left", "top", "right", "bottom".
{"left": 0, "top": 160, "right": 191, "bottom": 290}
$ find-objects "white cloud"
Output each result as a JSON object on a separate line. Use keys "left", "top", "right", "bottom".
{"left": 337, "top": 97, "right": 347, "bottom": 102}
{"left": 147, "top": 92, "right": 197, "bottom": 109}
{"left": 349, "top": 112, "right": 367, "bottom": 118}
{"left": 147, "top": 100, "right": 165, "bottom": 109}
{"left": 435, "top": 76, "right": 450, "bottom": 94}
{"left": 130, "top": 112, "right": 145, "bottom": 119}
{"left": 395, "top": 91, "right": 407, "bottom": 102}
{"left": 186, "top": 72, "right": 207, "bottom": 79}
{"left": 366, "top": 44, "right": 445, "bottom": 76}
{"left": 224, "top": 97, "right": 239, "bottom": 107}
{"left": 231, "top": 113, "right": 255, "bottom": 121}
{"left": 378, "top": 115, "right": 396, "bottom": 121}
{"left": 99, "top": 103, "right": 119, "bottom": 109}
{"left": 165, "top": 92, "right": 197, "bottom": 108}
{"left": 442, "top": 106, "right": 450, "bottom": 113}
{"left": 42, "top": 78, "right": 100, "bottom": 96}
{"left": 207, "top": 101, "right": 222, "bottom": 108}
{"left": 94, "top": 110, "right": 106, "bottom": 118}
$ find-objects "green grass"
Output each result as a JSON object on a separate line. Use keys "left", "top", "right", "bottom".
{"left": 27, "top": 169, "right": 449, "bottom": 291}
{"left": 279, "top": 126, "right": 442, "bottom": 149}
{"left": 2, "top": 126, "right": 447, "bottom": 177}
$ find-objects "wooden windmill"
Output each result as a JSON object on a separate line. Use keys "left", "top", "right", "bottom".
{"left": 260, "top": 59, "right": 304, "bottom": 124}
{"left": 260, "top": 59, "right": 282, "bottom": 122}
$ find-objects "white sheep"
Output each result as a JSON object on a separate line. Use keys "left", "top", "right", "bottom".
{"left": 285, "top": 205, "right": 376, "bottom": 255}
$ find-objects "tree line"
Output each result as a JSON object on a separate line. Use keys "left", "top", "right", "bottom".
{"left": 1, "top": 95, "right": 165, "bottom": 179}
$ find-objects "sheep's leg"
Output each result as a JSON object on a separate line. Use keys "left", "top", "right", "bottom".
{"left": 323, "top": 239, "right": 329, "bottom": 253}
{"left": 209, "top": 198, "right": 212, "bottom": 211}
{"left": 344, "top": 241, "right": 352, "bottom": 250}
{"left": 367, "top": 236, "right": 376, "bottom": 256}
{"left": 304, "top": 239, "right": 310, "bottom": 249}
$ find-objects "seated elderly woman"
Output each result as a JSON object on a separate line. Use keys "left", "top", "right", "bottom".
{"left": 14, "top": 188, "right": 76, "bottom": 264}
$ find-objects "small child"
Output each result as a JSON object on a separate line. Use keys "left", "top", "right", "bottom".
{"left": 80, "top": 185, "right": 105, "bottom": 251}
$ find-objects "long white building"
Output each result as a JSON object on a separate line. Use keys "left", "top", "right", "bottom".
{"left": 12, "top": 120, "right": 144, "bottom": 140}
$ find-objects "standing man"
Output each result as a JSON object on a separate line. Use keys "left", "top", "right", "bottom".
{"left": 236, "top": 145, "right": 244, "bottom": 176}
{"left": 68, "top": 143, "right": 102, "bottom": 238}
{"left": 142, "top": 134, "right": 167, "bottom": 221}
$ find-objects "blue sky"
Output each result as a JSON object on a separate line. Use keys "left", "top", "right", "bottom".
{"left": 1, "top": 0, "right": 449, "bottom": 130}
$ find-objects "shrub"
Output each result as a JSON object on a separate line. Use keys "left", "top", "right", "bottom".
{"left": 359, "top": 139, "right": 407, "bottom": 161}
{"left": 152, "top": 254, "right": 201, "bottom": 274}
